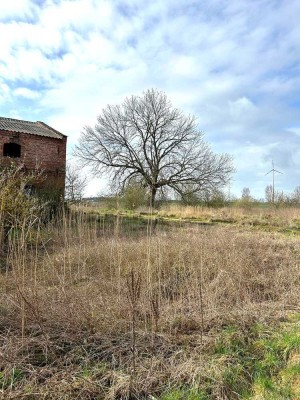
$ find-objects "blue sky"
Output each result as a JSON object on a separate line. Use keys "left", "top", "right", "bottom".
{"left": 1, "top": 0, "right": 300, "bottom": 198}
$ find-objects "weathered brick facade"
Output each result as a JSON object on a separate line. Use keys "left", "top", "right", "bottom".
{"left": 0, "top": 118, "right": 67, "bottom": 197}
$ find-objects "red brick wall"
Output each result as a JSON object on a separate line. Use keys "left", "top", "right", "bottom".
{"left": 0, "top": 130, "right": 67, "bottom": 194}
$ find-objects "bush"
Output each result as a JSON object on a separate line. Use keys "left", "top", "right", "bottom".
{"left": 0, "top": 164, "right": 45, "bottom": 249}
{"left": 121, "top": 183, "right": 148, "bottom": 210}
{"left": 204, "top": 190, "right": 227, "bottom": 208}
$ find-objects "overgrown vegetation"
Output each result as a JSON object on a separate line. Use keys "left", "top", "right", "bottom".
{"left": 1, "top": 204, "right": 300, "bottom": 399}
{"left": 72, "top": 200, "right": 300, "bottom": 237}
{"left": 0, "top": 164, "right": 44, "bottom": 252}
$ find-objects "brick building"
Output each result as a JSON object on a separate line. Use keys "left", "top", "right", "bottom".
{"left": 0, "top": 117, "right": 67, "bottom": 198}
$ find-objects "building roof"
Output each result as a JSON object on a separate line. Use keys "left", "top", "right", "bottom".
{"left": 0, "top": 117, "right": 66, "bottom": 139}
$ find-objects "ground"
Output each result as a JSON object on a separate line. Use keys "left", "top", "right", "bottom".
{"left": 1, "top": 204, "right": 300, "bottom": 399}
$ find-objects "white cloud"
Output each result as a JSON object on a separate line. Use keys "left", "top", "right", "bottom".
{"left": 229, "top": 97, "right": 257, "bottom": 121}
{"left": 288, "top": 127, "right": 300, "bottom": 136}
{"left": 1, "top": 0, "right": 300, "bottom": 198}
{"left": 0, "top": 0, "right": 34, "bottom": 20}
{"left": 13, "top": 87, "right": 40, "bottom": 99}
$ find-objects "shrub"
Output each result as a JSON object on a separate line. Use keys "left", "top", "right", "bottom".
{"left": 0, "top": 164, "right": 44, "bottom": 249}
{"left": 121, "top": 182, "right": 148, "bottom": 210}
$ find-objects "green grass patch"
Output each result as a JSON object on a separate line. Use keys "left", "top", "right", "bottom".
{"left": 156, "top": 319, "right": 300, "bottom": 399}
{"left": 159, "top": 387, "right": 208, "bottom": 400}
{"left": 0, "top": 368, "right": 24, "bottom": 390}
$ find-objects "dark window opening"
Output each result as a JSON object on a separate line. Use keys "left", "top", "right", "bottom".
{"left": 3, "top": 142, "right": 21, "bottom": 158}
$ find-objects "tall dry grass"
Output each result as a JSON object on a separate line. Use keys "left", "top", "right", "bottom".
{"left": 157, "top": 203, "right": 300, "bottom": 224}
{"left": 73, "top": 201, "right": 300, "bottom": 231}
{"left": 1, "top": 211, "right": 300, "bottom": 399}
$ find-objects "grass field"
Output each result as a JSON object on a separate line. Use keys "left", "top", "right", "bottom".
{"left": 74, "top": 202, "right": 300, "bottom": 234}
{"left": 1, "top": 206, "right": 300, "bottom": 399}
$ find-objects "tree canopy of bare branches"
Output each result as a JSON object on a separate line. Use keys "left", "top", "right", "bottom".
{"left": 75, "top": 89, "right": 234, "bottom": 207}
{"left": 65, "top": 164, "right": 88, "bottom": 202}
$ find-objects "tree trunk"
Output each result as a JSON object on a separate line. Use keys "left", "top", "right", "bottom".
{"left": 150, "top": 186, "right": 157, "bottom": 209}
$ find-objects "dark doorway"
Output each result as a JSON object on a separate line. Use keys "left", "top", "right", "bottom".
{"left": 3, "top": 143, "right": 21, "bottom": 158}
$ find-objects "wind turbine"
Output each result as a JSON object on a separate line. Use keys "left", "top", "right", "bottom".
{"left": 265, "top": 160, "right": 283, "bottom": 204}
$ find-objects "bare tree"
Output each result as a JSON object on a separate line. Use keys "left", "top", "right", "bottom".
{"left": 75, "top": 89, "right": 234, "bottom": 207}
{"left": 292, "top": 186, "right": 300, "bottom": 204}
{"left": 265, "top": 184, "right": 287, "bottom": 205}
{"left": 241, "top": 187, "right": 251, "bottom": 200}
{"left": 65, "top": 164, "right": 88, "bottom": 202}
{"left": 265, "top": 185, "right": 273, "bottom": 203}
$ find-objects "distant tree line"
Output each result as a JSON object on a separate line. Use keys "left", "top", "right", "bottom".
{"left": 114, "top": 183, "right": 300, "bottom": 210}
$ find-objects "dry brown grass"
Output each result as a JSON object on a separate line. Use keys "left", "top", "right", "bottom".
{"left": 157, "top": 203, "right": 300, "bottom": 226}
{"left": 73, "top": 201, "right": 300, "bottom": 232}
{"left": 1, "top": 212, "right": 300, "bottom": 399}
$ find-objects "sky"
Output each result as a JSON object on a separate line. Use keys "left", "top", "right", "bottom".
{"left": 1, "top": 0, "right": 300, "bottom": 199}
